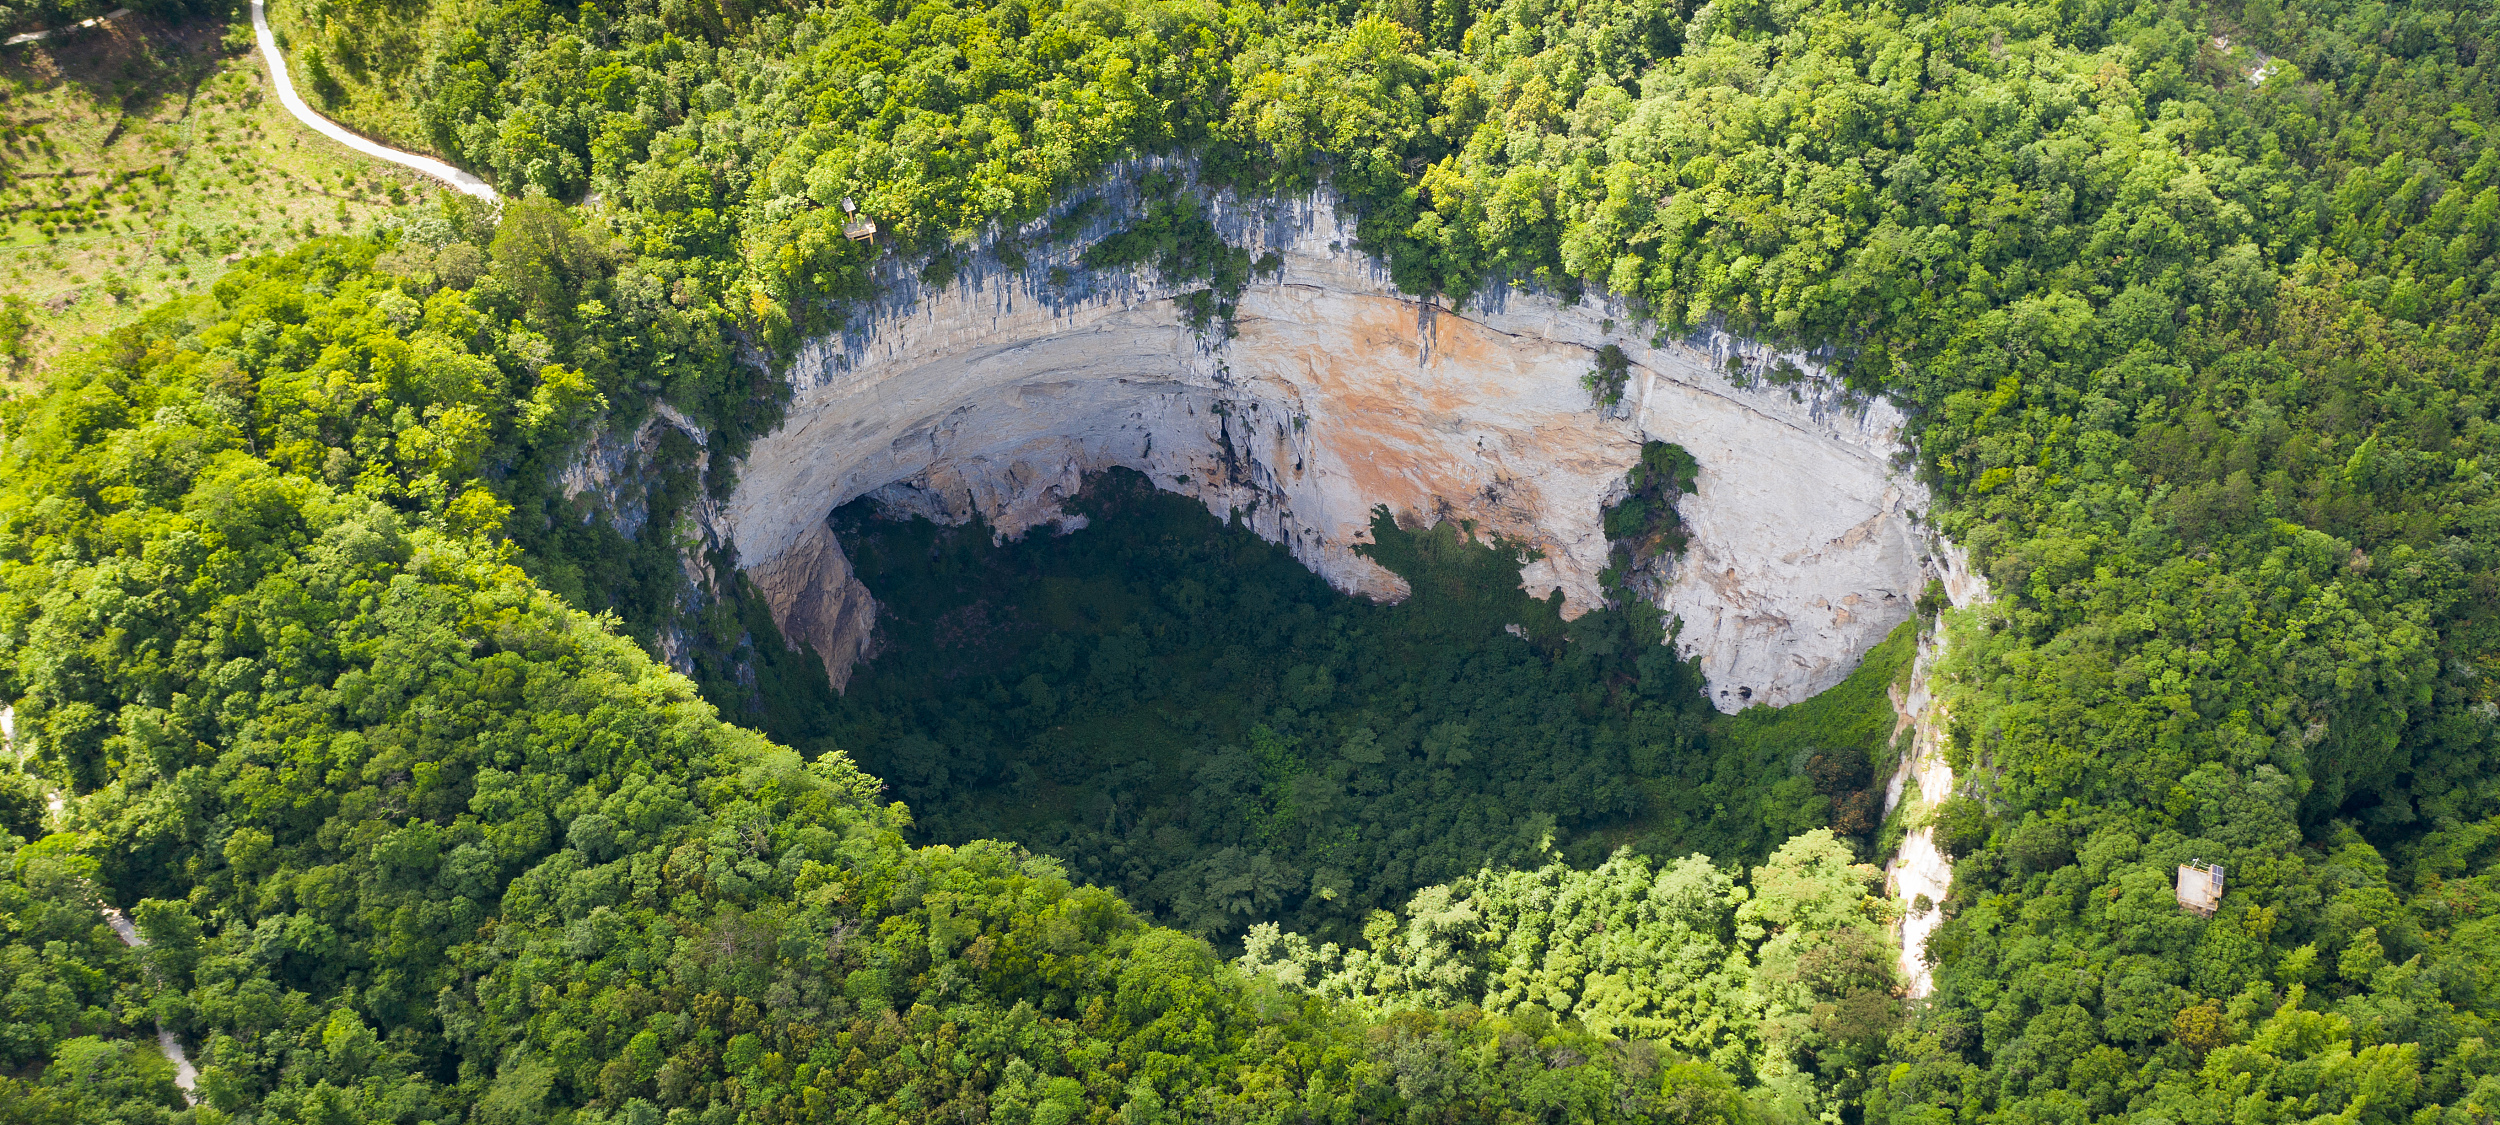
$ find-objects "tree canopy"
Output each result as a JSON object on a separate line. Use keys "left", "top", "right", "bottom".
{"left": 4, "top": 0, "right": 2500, "bottom": 1118}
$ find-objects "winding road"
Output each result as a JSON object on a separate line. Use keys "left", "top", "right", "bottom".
{"left": 247, "top": 0, "right": 497, "bottom": 201}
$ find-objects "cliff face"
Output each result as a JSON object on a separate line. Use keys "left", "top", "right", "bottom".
{"left": 721, "top": 164, "right": 1955, "bottom": 709}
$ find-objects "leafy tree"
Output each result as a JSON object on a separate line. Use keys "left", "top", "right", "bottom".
{"left": 0, "top": 295, "right": 32, "bottom": 367}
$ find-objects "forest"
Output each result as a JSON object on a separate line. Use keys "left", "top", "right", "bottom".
{"left": 820, "top": 469, "right": 1907, "bottom": 952}
{"left": 1, "top": 0, "right": 2499, "bottom": 1117}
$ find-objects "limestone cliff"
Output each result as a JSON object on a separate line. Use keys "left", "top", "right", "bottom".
{"left": 718, "top": 161, "right": 1961, "bottom": 710}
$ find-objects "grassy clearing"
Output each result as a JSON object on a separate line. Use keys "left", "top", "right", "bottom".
{"left": 0, "top": 10, "right": 442, "bottom": 378}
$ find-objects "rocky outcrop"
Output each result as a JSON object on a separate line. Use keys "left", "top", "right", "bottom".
{"left": 555, "top": 401, "right": 728, "bottom": 671}
{"left": 746, "top": 521, "right": 880, "bottom": 690}
{"left": 559, "top": 401, "right": 705, "bottom": 542}
{"left": 721, "top": 161, "right": 1959, "bottom": 710}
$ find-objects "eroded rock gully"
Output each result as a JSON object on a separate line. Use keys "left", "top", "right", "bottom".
{"left": 681, "top": 163, "right": 1965, "bottom": 710}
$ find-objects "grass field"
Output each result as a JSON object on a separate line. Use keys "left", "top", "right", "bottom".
{"left": 0, "top": 9, "right": 444, "bottom": 377}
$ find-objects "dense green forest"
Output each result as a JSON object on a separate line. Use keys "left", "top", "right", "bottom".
{"left": 3, "top": 0, "right": 2500, "bottom": 1117}
{"left": 820, "top": 471, "right": 1908, "bottom": 951}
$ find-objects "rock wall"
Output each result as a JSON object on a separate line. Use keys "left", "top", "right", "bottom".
{"left": 557, "top": 400, "right": 729, "bottom": 673}
{"left": 721, "top": 161, "right": 1958, "bottom": 710}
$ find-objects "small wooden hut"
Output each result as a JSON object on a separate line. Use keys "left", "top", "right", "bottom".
{"left": 2177, "top": 861, "right": 2225, "bottom": 917}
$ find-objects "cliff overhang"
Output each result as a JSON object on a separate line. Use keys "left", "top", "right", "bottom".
{"left": 703, "top": 162, "right": 1966, "bottom": 710}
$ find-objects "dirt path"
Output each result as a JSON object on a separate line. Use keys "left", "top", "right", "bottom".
{"left": 100, "top": 905, "right": 201, "bottom": 1103}
{"left": 247, "top": 0, "right": 495, "bottom": 200}
{"left": 10, "top": 705, "right": 199, "bottom": 1102}
{"left": 3, "top": 9, "right": 130, "bottom": 47}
